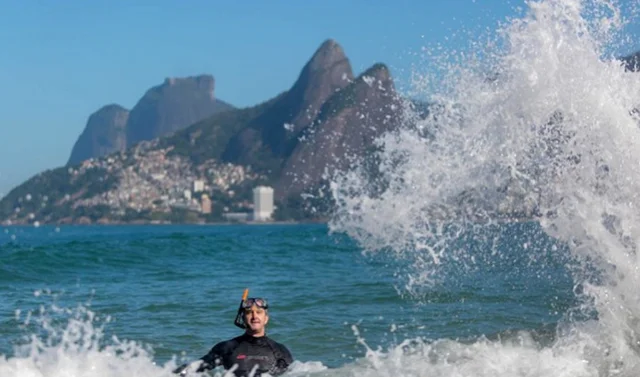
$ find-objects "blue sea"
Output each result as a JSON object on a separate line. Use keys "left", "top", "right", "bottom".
{"left": 0, "top": 223, "right": 581, "bottom": 377}
{"left": 5, "top": 0, "right": 640, "bottom": 375}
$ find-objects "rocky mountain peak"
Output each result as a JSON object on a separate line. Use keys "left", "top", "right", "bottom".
{"left": 305, "top": 39, "right": 348, "bottom": 72}
{"left": 126, "top": 74, "right": 224, "bottom": 147}
{"left": 164, "top": 74, "right": 215, "bottom": 95}
{"left": 286, "top": 38, "right": 355, "bottom": 129}
{"left": 222, "top": 39, "right": 356, "bottom": 166}
{"left": 67, "top": 104, "right": 130, "bottom": 166}
{"left": 275, "top": 62, "right": 402, "bottom": 198}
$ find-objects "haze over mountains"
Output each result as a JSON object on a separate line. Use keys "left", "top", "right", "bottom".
{"left": 67, "top": 75, "right": 234, "bottom": 166}
{"left": 156, "top": 38, "right": 407, "bottom": 200}
{"left": 0, "top": 39, "right": 410, "bottom": 224}
{"left": 3, "top": 37, "right": 640, "bottom": 225}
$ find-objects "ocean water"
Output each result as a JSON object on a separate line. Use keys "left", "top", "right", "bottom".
{"left": 4, "top": 0, "right": 640, "bottom": 375}
{"left": 1, "top": 223, "right": 577, "bottom": 377}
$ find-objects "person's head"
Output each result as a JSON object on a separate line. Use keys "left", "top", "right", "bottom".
{"left": 242, "top": 297, "right": 269, "bottom": 336}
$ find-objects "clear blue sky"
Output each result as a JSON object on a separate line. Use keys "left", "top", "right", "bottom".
{"left": 1, "top": 0, "right": 639, "bottom": 196}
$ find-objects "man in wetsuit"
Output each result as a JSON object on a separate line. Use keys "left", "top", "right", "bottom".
{"left": 174, "top": 297, "right": 293, "bottom": 376}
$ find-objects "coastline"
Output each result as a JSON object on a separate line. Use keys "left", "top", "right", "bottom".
{"left": 0, "top": 216, "right": 543, "bottom": 227}
{"left": 0, "top": 218, "right": 330, "bottom": 227}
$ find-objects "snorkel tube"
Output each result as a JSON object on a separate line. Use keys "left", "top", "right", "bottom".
{"left": 234, "top": 288, "right": 249, "bottom": 329}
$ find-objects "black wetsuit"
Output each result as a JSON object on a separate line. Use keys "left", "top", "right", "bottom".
{"left": 190, "top": 333, "right": 293, "bottom": 376}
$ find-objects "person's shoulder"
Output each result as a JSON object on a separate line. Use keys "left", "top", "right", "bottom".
{"left": 267, "top": 337, "right": 292, "bottom": 355}
{"left": 265, "top": 336, "right": 286, "bottom": 346}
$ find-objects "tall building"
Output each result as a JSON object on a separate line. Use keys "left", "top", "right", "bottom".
{"left": 253, "top": 186, "right": 274, "bottom": 221}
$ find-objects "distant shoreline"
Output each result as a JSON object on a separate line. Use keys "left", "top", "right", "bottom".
{"left": 0, "top": 216, "right": 542, "bottom": 228}
{"left": 0, "top": 219, "right": 330, "bottom": 227}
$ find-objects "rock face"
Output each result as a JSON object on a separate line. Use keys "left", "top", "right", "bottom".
{"left": 67, "top": 75, "right": 235, "bottom": 166}
{"left": 279, "top": 39, "right": 356, "bottom": 132}
{"left": 222, "top": 39, "right": 355, "bottom": 167}
{"left": 276, "top": 63, "right": 402, "bottom": 198}
{"left": 126, "top": 74, "right": 227, "bottom": 147}
{"left": 4, "top": 38, "right": 410, "bottom": 224}
{"left": 67, "top": 104, "right": 130, "bottom": 166}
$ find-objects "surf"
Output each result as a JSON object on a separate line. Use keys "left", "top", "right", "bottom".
{"left": 329, "top": 0, "right": 640, "bottom": 375}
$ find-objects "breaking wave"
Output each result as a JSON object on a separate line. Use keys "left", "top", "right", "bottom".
{"left": 329, "top": 0, "right": 640, "bottom": 375}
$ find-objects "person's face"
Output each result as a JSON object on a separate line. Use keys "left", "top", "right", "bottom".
{"left": 243, "top": 305, "right": 269, "bottom": 335}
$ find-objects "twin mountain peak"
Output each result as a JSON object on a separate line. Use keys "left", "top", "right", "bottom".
{"left": 6, "top": 38, "right": 640, "bottom": 224}
{"left": 1, "top": 38, "right": 408, "bottom": 224}
{"left": 67, "top": 38, "right": 402, "bottom": 199}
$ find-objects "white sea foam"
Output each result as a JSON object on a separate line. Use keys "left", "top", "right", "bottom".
{"left": 328, "top": 0, "right": 640, "bottom": 375}
{"left": 0, "top": 299, "right": 179, "bottom": 377}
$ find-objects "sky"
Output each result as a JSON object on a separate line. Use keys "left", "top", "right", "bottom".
{"left": 1, "top": 0, "right": 639, "bottom": 196}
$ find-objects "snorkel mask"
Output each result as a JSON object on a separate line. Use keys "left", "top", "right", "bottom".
{"left": 234, "top": 289, "right": 269, "bottom": 329}
{"left": 242, "top": 297, "right": 269, "bottom": 309}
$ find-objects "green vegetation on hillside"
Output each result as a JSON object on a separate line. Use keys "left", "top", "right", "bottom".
{"left": 161, "top": 95, "right": 282, "bottom": 165}
{"left": 0, "top": 54, "right": 402, "bottom": 225}
{"left": 0, "top": 166, "right": 118, "bottom": 221}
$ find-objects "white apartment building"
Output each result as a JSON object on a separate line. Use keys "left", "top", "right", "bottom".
{"left": 193, "top": 179, "right": 204, "bottom": 193}
{"left": 253, "top": 186, "right": 274, "bottom": 221}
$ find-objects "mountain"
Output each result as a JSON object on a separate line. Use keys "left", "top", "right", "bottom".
{"left": 276, "top": 63, "right": 402, "bottom": 199}
{"left": 126, "top": 74, "right": 232, "bottom": 147}
{"left": 0, "top": 39, "right": 409, "bottom": 225}
{"left": 67, "top": 104, "right": 130, "bottom": 166}
{"left": 165, "top": 39, "right": 404, "bottom": 198}
{"left": 66, "top": 75, "right": 235, "bottom": 166}
{"left": 221, "top": 39, "right": 355, "bottom": 170}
